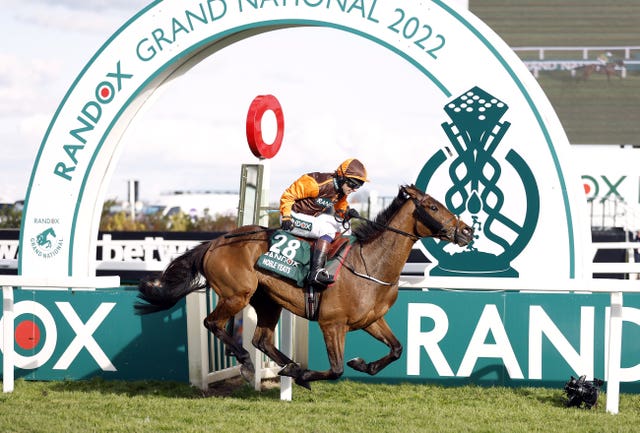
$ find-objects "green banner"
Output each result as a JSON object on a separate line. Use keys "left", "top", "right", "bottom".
{"left": 1, "top": 287, "right": 188, "bottom": 382}
{"left": 309, "top": 290, "right": 640, "bottom": 392}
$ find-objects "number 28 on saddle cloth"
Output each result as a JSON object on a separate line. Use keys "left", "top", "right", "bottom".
{"left": 256, "top": 230, "right": 354, "bottom": 287}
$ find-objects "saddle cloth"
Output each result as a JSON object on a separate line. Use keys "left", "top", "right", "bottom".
{"left": 256, "top": 230, "right": 354, "bottom": 287}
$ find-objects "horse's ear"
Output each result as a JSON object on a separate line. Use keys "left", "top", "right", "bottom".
{"left": 399, "top": 185, "right": 411, "bottom": 199}
{"left": 400, "top": 184, "right": 420, "bottom": 200}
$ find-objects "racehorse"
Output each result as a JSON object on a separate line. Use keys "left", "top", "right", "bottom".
{"left": 135, "top": 184, "right": 474, "bottom": 389}
{"left": 575, "top": 60, "right": 624, "bottom": 82}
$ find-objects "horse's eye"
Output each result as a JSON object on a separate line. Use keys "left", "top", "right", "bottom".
{"left": 430, "top": 205, "right": 437, "bottom": 211}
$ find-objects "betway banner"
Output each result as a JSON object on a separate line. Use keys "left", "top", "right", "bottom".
{"left": 310, "top": 290, "right": 640, "bottom": 392}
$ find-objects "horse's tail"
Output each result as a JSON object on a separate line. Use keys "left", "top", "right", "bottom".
{"left": 134, "top": 241, "right": 210, "bottom": 315}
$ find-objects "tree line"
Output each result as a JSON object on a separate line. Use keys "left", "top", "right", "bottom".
{"left": 0, "top": 200, "right": 280, "bottom": 232}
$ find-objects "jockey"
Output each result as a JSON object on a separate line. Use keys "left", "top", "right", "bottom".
{"left": 597, "top": 51, "right": 612, "bottom": 65}
{"left": 279, "top": 158, "right": 368, "bottom": 286}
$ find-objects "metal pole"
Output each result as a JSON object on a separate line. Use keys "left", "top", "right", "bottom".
{"left": 606, "top": 292, "right": 623, "bottom": 414}
{"left": 2, "top": 286, "right": 15, "bottom": 392}
{"left": 280, "top": 310, "right": 293, "bottom": 401}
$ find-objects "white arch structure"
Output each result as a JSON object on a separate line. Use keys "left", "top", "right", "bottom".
{"left": 16, "top": 0, "right": 638, "bottom": 413}
{"left": 19, "top": 0, "right": 590, "bottom": 279}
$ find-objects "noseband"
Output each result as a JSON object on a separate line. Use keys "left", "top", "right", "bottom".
{"left": 411, "top": 197, "right": 459, "bottom": 242}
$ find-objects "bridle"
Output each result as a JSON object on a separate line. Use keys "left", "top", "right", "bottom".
{"left": 411, "top": 197, "right": 461, "bottom": 243}
{"left": 340, "top": 193, "right": 460, "bottom": 285}
{"left": 346, "top": 194, "right": 459, "bottom": 243}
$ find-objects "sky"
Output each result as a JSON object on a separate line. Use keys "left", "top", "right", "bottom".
{"left": 1, "top": 0, "right": 468, "bottom": 207}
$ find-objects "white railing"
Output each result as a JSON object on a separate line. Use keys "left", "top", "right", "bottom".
{"left": 512, "top": 45, "right": 640, "bottom": 78}
{"left": 1, "top": 275, "right": 120, "bottom": 393}
{"left": 513, "top": 46, "right": 640, "bottom": 60}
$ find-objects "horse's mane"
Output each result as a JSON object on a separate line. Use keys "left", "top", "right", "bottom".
{"left": 352, "top": 186, "right": 410, "bottom": 243}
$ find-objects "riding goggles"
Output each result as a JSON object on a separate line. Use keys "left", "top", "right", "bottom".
{"left": 344, "top": 177, "right": 365, "bottom": 190}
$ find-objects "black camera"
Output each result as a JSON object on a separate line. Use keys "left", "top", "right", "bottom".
{"left": 564, "top": 375, "right": 604, "bottom": 409}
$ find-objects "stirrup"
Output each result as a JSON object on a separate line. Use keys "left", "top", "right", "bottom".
{"left": 309, "top": 268, "right": 334, "bottom": 285}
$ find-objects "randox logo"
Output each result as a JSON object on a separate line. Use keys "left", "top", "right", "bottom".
{"left": 416, "top": 86, "right": 540, "bottom": 277}
{"left": 582, "top": 175, "right": 626, "bottom": 203}
{"left": 30, "top": 226, "right": 63, "bottom": 259}
{"left": 293, "top": 219, "right": 313, "bottom": 231}
{"left": 1, "top": 300, "right": 116, "bottom": 372}
{"left": 53, "top": 61, "right": 133, "bottom": 182}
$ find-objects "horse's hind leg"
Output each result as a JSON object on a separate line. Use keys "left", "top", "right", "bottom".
{"left": 346, "top": 317, "right": 402, "bottom": 375}
{"left": 250, "top": 288, "right": 293, "bottom": 366}
{"left": 204, "top": 294, "right": 255, "bottom": 373}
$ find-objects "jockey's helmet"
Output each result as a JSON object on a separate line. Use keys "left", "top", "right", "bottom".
{"left": 335, "top": 158, "right": 369, "bottom": 189}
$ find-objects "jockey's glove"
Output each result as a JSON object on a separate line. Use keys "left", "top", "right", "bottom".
{"left": 281, "top": 217, "right": 293, "bottom": 231}
{"left": 346, "top": 208, "right": 360, "bottom": 220}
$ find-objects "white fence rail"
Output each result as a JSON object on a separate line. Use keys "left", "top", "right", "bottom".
{"left": 512, "top": 45, "right": 640, "bottom": 78}
{"left": 513, "top": 45, "right": 640, "bottom": 60}
{"left": 1, "top": 275, "right": 120, "bottom": 393}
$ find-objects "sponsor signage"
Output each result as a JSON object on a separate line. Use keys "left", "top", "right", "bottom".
{"left": 0, "top": 288, "right": 188, "bottom": 381}
{"left": 309, "top": 290, "right": 640, "bottom": 392}
{"left": 573, "top": 145, "right": 640, "bottom": 228}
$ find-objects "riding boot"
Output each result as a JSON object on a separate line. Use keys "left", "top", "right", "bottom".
{"left": 308, "top": 239, "right": 334, "bottom": 286}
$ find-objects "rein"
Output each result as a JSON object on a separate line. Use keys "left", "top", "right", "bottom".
{"left": 348, "top": 214, "right": 420, "bottom": 241}
{"left": 342, "top": 194, "right": 459, "bottom": 285}
{"left": 341, "top": 261, "right": 397, "bottom": 286}
{"left": 223, "top": 228, "right": 269, "bottom": 238}
{"left": 348, "top": 197, "right": 458, "bottom": 242}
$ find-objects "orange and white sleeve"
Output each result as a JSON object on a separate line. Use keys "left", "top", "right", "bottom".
{"left": 279, "top": 174, "right": 319, "bottom": 218}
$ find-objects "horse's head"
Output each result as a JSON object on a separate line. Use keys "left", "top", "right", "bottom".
{"left": 402, "top": 185, "right": 474, "bottom": 246}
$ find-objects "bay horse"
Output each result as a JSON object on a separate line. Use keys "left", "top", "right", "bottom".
{"left": 135, "top": 184, "right": 474, "bottom": 389}
{"left": 575, "top": 60, "right": 624, "bottom": 82}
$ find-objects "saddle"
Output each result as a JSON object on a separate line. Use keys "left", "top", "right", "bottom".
{"left": 256, "top": 230, "right": 354, "bottom": 320}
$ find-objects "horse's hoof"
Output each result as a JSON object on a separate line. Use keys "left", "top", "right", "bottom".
{"left": 347, "top": 357, "right": 367, "bottom": 372}
{"left": 278, "top": 362, "right": 300, "bottom": 378}
{"left": 240, "top": 358, "right": 255, "bottom": 374}
{"left": 295, "top": 377, "right": 312, "bottom": 390}
{"left": 240, "top": 364, "right": 255, "bottom": 383}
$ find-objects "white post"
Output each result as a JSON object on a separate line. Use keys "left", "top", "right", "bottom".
{"left": 242, "top": 305, "right": 262, "bottom": 390}
{"left": 186, "top": 291, "right": 209, "bottom": 390}
{"left": 280, "top": 309, "right": 293, "bottom": 401}
{"left": 259, "top": 159, "right": 271, "bottom": 227}
{"left": 2, "top": 286, "right": 15, "bottom": 393}
{"left": 294, "top": 316, "right": 309, "bottom": 369}
{"left": 606, "top": 292, "right": 623, "bottom": 414}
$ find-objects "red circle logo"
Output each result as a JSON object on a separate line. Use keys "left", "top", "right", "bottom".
{"left": 15, "top": 320, "right": 41, "bottom": 350}
{"left": 100, "top": 86, "right": 111, "bottom": 99}
{"left": 246, "top": 95, "right": 284, "bottom": 159}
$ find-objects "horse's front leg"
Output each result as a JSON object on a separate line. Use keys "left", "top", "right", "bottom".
{"left": 347, "top": 317, "right": 402, "bottom": 375}
{"left": 279, "top": 323, "right": 347, "bottom": 387}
